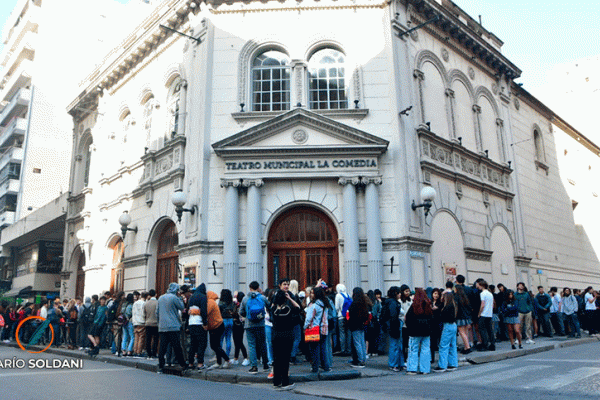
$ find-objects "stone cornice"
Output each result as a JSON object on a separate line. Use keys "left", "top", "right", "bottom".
{"left": 207, "top": 0, "right": 388, "bottom": 14}
{"left": 122, "top": 253, "right": 151, "bottom": 268}
{"left": 232, "top": 108, "right": 369, "bottom": 123}
{"left": 400, "top": 0, "right": 521, "bottom": 80}
{"left": 98, "top": 160, "right": 144, "bottom": 186}
{"left": 464, "top": 247, "right": 493, "bottom": 261}
{"left": 514, "top": 255, "right": 532, "bottom": 268}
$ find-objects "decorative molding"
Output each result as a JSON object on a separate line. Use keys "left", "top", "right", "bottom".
{"left": 122, "top": 253, "right": 151, "bottom": 268}
{"left": 231, "top": 108, "right": 369, "bottom": 123}
{"left": 441, "top": 48, "right": 449, "bottom": 62}
{"left": 360, "top": 176, "right": 382, "bottom": 185}
{"left": 242, "top": 178, "right": 264, "bottom": 188}
{"left": 221, "top": 179, "right": 242, "bottom": 188}
{"left": 292, "top": 129, "right": 308, "bottom": 144}
{"left": 468, "top": 67, "right": 475, "bottom": 80}
{"left": 464, "top": 247, "right": 493, "bottom": 261}
{"left": 534, "top": 159, "right": 550, "bottom": 175}
{"left": 515, "top": 256, "right": 532, "bottom": 268}
{"left": 514, "top": 98, "right": 520, "bottom": 110}
{"left": 98, "top": 160, "right": 144, "bottom": 186}
{"left": 381, "top": 237, "right": 434, "bottom": 253}
{"left": 338, "top": 176, "right": 361, "bottom": 186}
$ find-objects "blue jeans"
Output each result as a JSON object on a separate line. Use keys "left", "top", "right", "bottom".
{"left": 309, "top": 334, "right": 330, "bottom": 372}
{"left": 291, "top": 324, "right": 301, "bottom": 358}
{"left": 265, "top": 324, "right": 274, "bottom": 365}
{"left": 350, "top": 329, "right": 366, "bottom": 364}
{"left": 121, "top": 322, "right": 134, "bottom": 353}
{"left": 246, "top": 326, "right": 268, "bottom": 368}
{"left": 564, "top": 313, "right": 581, "bottom": 337}
{"left": 338, "top": 319, "right": 351, "bottom": 353}
{"left": 438, "top": 323, "right": 458, "bottom": 369}
{"left": 407, "top": 336, "right": 431, "bottom": 373}
{"left": 388, "top": 335, "right": 404, "bottom": 368}
{"left": 220, "top": 318, "right": 233, "bottom": 357}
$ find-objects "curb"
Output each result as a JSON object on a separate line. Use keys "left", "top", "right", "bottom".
{"left": 466, "top": 335, "right": 600, "bottom": 365}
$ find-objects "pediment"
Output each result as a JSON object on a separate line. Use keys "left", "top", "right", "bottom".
{"left": 212, "top": 108, "right": 388, "bottom": 158}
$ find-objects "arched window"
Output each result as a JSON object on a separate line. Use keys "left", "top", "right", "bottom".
{"left": 81, "top": 136, "right": 93, "bottom": 189}
{"left": 534, "top": 129, "right": 545, "bottom": 161}
{"left": 251, "top": 50, "right": 291, "bottom": 112}
{"left": 142, "top": 94, "right": 155, "bottom": 146}
{"left": 119, "top": 109, "right": 132, "bottom": 144}
{"left": 308, "top": 48, "right": 347, "bottom": 110}
{"left": 110, "top": 238, "right": 124, "bottom": 294}
{"left": 166, "top": 78, "right": 182, "bottom": 137}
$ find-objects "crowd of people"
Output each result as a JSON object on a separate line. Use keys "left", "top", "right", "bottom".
{"left": 1, "top": 276, "right": 599, "bottom": 388}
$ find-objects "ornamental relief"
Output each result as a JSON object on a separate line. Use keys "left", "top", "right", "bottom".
{"left": 155, "top": 154, "right": 174, "bottom": 175}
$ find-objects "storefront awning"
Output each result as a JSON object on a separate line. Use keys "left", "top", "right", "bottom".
{"left": 3, "top": 285, "right": 32, "bottom": 297}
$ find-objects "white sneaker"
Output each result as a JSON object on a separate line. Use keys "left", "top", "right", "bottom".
{"left": 206, "top": 364, "right": 219, "bottom": 370}
{"left": 526, "top": 339, "right": 535, "bottom": 344}
{"left": 220, "top": 362, "right": 231, "bottom": 369}
{"left": 231, "top": 359, "right": 239, "bottom": 365}
{"left": 242, "top": 359, "right": 250, "bottom": 366}
{"left": 365, "top": 354, "right": 370, "bottom": 360}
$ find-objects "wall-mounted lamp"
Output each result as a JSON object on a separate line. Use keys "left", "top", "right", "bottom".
{"left": 118, "top": 211, "right": 138, "bottom": 239}
{"left": 457, "top": 136, "right": 462, "bottom": 146}
{"left": 240, "top": 103, "right": 245, "bottom": 112}
{"left": 425, "top": 121, "right": 431, "bottom": 130}
{"left": 390, "top": 256, "right": 395, "bottom": 274}
{"left": 212, "top": 260, "right": 217, "bottom": 276}
{"left": 399, "top": 106, "right": 412, "bottom": 116}
{"left": 354, "top": 100, "right": 360, "bottom": 109}
{"left": 411, "top": 186, "right": 437, "bottom": 217}
{"left": 171, "top": 190, "right": 196, "bottom": 223}
{"left": 508, "top": 161, "right": 512, "bottom": 168}
{"left": 484, "top": 150, "right": 489, "bottom": 158}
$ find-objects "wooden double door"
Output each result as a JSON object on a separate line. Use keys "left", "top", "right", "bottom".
{"left": 268, "top": 207, "right": 339, "bottom": 290}
{"left": 156, "top": 221, "right": 179, "bottom": 296}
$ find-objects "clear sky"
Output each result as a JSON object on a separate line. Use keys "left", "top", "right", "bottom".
{"left": 0, "top": 0, "right": 599, "bottom": 96}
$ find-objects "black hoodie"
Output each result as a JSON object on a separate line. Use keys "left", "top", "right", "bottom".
{"left": 188, "top": 283, "right": 208, "bottom": 325}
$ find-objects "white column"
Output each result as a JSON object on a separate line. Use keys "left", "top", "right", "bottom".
{"left": 244, "top": 178, "right": 263, "bottom": 286}
{"left": 339, "top": 177, "right": 361, "bottom": 290}
{"left": 176, "top": 79, "right": 187, "bottom": 136}
{"left": 221, "top": 179, "right": 241, "bottom": 291}
{"left": 363, "top": 176, "right": 384, "bottom": 290}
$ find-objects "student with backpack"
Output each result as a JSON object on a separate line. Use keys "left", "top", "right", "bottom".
{"left": 108, "top": 292, "right": 124, "bottom": 356}
{"left": 535, "top": 286, "right": 552, "bottom": 337}
{"left": 78, "top": 297, "right": 95, "bottom": 349}
{"left": 380, "top": 286, "right": 403, "bottom": 371}
{"left": 239, "top": 281, "right": 269, "bottom": 374}
{"left": 120, "top": 293, "right": 135, "bottom": 357}
{"left": 335, "top": 284, "right": 352, "bottom": 355}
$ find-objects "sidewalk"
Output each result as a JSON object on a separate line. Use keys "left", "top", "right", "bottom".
{"left": 2, "top": 333, "right": 598, "bottom": 384}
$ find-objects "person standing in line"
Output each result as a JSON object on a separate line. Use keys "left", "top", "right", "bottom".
{"left": 561, "top": 287, "right": 581, "bottom": 338}
{"left": 583, "top": 287, "right": 598, "bottom": 334}
{"left": 477, "top": 280, "right": 495, "bottom": 351}
{"left": 500, "top": 290, "right": 522, "bottom": 349}
{"left": 66, "top": 299, "right": 78, "bottom": 349}
{"left": 120, "top": 293, "right": 135, "bottom": 357}
{"left": 219, "top": 289, "right": 235, "bottom": 360}
{"left": 144, "top": 290, "right": 159, "bottom": 359}
{"left": 549, "top": 287, "right": 565, "bottom": 336}
{"left": 131, "top": 291, "right": 146, "bottom": 358}
{"left": 399, "top": 284, "right": 412, "bottom": 364}
{"left": 288, "top": 279, "right": 303, "bottom": 364}
{"left": 434, "top": 292, "right": 458, "bottom": 372}
{"left": 405, "top": 288, "right": 433, "bottom": 375}
{"left": 240, "top": 281, "right": 269, "bottom": 374}
{"left": 270, "top": 289, "right": 300, "bottom": 390}
{"left": 156, "top": 283, "right": 188, "bottom": 372}
{"left": 380, "top": 286, "right": 403, "bottom": 372}
{"left": 87, "top": 296, "right": 107, "bottom": 356}
{"left": 495, "top": 284, "right": 508, "bottom": 341}
{"left": 108, "top": 292, "right": 125, "bottom": 356}
{"left": 454, "top": 285, "right": 472, "bottom": 354}
{"left": 515, "top": 282, "right": 535, "bottom": 344}
{"left": 205, "top": 291, "right": 230, "bottom": 369}
{"left": 304, "top": 285, "right": 331, "bottom": 372}
{"left": 430, "top": 288, "right": 443, "bottom": 362}
{"left": 334, "top": 283, "right": 351, "bottom": 356}
{"left": 535, "top": 286, "right": 553, "bottom": 337}
{"left": 187, "top": 284, "right": 208, "bottom": 369}
{"left": 366, "top": 289, "right": 382, "bottom": 357}
{"left": 231, "top": 291, "right": 249, "bottom": 366}
{"left": 347, "top": 287, "right": 370, "bottom": 368}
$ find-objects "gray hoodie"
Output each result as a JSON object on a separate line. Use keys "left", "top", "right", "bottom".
{"left": 156, "top": 283, "right": 184, "bottom": 332}
{"left": 335, "top": 284, "right": 348, "bottom": 319}
{"left": 240, "top": 291, "right": 268, "bottom": 329}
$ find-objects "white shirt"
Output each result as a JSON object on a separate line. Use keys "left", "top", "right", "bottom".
{"left": 480, "top": 290, "right": 494, "bottom": 318}
{"left": 550, "top": 294, "right": 561, "bottom": 313}
{"left": 585, "top": 293, "right": 596, "bottom": 311}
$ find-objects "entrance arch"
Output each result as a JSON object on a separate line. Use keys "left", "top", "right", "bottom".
{"left": 156, "top": 220, "right": 179, "bottom": 295}
{"left": 75, "top": 250, "right": 85, "bottom": 299}
{"left": 267, "top": 206, "right": 338, "bottom": 290}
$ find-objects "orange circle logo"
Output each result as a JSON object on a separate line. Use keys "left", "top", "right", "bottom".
{"left": 15, "top": 316, "right": 54, "bottom": 354}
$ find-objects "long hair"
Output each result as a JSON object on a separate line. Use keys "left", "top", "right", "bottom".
{"left": 454, "top": 284, "right": 469, "bottom": 307}
{"left": 431, "top": 288, "right": 442, "bottom": 305}
{"left": 351, "top": 287, "right": 369, "bottom": 320}
{"left": 289, "top": 280, "right": 299, "bottom": 295}
{"left": 236, "top": 291, "right": 245, "bottom": 304}
{"left": 442, "top": 292, "right": 457, "bottom": 318}
{"left": 387, "top": 286, "right": 400, "bottom": 299}
{"left": 312, "top": 286, "right": 327, "bottom": 305}
{"left": 220, "top": 289, "right": 233, "bottom": 305}
{"left": 504, "top": 290, "right": 516, "bottom": 304}
{"left": 412, "top": 288, "right": 432, "bottom": 316}
{"left": 367, "top": 290, "right": 377, "bottom": 305}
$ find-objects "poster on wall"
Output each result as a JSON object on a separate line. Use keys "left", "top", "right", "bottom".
{"left": 443, "top": 262, "right": 457, "bottom": 282}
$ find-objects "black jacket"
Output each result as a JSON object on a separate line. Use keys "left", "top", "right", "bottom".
{"left": 405, "top": 306, "right": 432, "bottom": 337}
{"left": 380, "top": 298, "right": 401, "bottom": 339}
{"left": 440, "top": 303, "right": 457, "bottom": 324}
{"left": 188, "top": 283, "right": 208, "bottom": 325}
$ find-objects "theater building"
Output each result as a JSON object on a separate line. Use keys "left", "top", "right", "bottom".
{"left": 61, "top": 0, "right": 600, "bottom": 299}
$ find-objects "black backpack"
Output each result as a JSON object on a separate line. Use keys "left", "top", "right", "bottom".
{"left": 107, "top": 302, "right": 119, "bottom": 322}
{"left": 81, "top": 305, "right": 95, "bottom": 324}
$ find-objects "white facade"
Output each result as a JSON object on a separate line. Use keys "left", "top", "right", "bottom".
{"left": 62, "top": 0, "right": 600, "bottom": 300}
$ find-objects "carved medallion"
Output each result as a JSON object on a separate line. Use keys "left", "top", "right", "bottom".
{"left": 491, "top": 82, "right": 499, "bottom": 95}
{"left": 441, "top": 48, "right": 449, "bottom": 62}
{"left": 514, "top": 98, "right": 520, "bottom": 110}
{"left": 292, "top": 129, "right": 308, "bottom": 144}
{"left": 468, "top": 67, "right": 475, "bottom": 80}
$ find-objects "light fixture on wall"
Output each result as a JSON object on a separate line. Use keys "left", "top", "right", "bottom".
{"left": 457, "top": 136, "right": 462, "bottom": 146}
{"left": 171, "top": 190, "right": 196, "bottom": 223}
{"left": 212, "top": 260, "right": 217, "bottom": 276}
{"left": 411, "top": 186, "right": 437, "bottom": 217}
{"left": 118, "top": 211, "right": 138, "bottom": 239}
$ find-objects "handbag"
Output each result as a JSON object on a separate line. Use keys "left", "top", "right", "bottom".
{"left": 304, "top": 305, "right": 326, "bottom": 343}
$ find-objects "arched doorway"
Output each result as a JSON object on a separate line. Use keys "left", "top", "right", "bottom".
{"left": 110, "top": 238, "right": 124, "bottom": 294}
{"left": 268, "top": 206, "right": 338, "bottom": 290}
{"left": 75, "top": 251, "right": 85, "bottom": 299}
{"left": 156, "top": 220, "right": 178, "bottom": 295}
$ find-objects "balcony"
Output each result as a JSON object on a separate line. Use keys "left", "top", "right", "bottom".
{"left": 0, "top": 117, "right": 26, "bottom": 149}
{"left": 0, "top": 87, "right": 30, "bottom": 125}
{"left": 0, "top": 210, "right": 15, "bottom": 228}
{"left": 0, "top": 146, "right": 23, "bottom": 170}
{"left": 0, "top": 178, "right": 19, "bottom": 198}
{"left": 0, "top": 59, "right": 32, "bottom": 103}
{"left": 1, "top": 30, "right": 36, "bottom": 73}
{"left": 1, "top": 2, "right": 40, "bottom": 64}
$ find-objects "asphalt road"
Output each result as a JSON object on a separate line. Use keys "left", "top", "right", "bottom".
{"left": 294, "top": 341, "right": 600, "bottom": 400}
{"left": 0, "top": 347, "right": 314, "bottom": 400}
{"left": 2, "top": 341, "right": 599, "bottom": 400}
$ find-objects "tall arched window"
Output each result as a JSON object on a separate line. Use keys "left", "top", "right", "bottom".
{"left": 166, "top": 78, "right": 181, "bottom": 137}
{"left": 142, "top": 94, "right": 155, "bottom": 146}
{"left": 308, "top": 48, "right": 347, "bottom": 110}
{"left": 252, "top": 50, "right": 291, "bottom": 112}
{"left": 119, "top": 109, "right": 132, "bottom": 144}
{"left": 534, "top": 129, "right": 545, "bottom": 161}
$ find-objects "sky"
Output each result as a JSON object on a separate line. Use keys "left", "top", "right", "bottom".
{"left": 0, "top": 0, "right": 599, "bottom": 96}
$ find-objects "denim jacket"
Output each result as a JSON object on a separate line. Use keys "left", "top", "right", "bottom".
{"left": 304, "top": 300, "right": 328, "bottom": 335}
